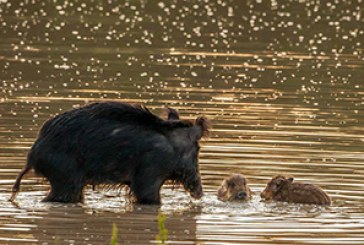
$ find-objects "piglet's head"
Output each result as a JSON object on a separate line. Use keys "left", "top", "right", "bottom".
{"left": 260, "top": 175, "right": 294, "bottom": 201}
{"left": 218, "top": 174, "right": 252, "bottom": 202}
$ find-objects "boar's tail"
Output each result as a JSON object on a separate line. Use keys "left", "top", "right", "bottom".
{"left": 9, "top": 165, "right": 32, "bottom": 202}
{"left": 195, "top": 116, "right": 211, "bottom": 138}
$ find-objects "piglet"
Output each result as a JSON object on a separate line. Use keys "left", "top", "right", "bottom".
{"left": 260, "top": 175, "right": 331, "bottom": 205}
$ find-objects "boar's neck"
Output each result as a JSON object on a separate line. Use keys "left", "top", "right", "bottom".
{"left": 169, "top": 164, "right": 197, "bottom": 183}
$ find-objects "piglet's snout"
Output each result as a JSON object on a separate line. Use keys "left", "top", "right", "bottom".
{"left": 237, "top": 191, "right": 247, "bottom": 199}
{"left": 260, "top": 190, "right": 268, "bottom": 199}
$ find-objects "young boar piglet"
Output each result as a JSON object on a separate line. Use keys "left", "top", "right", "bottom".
{"left": 260, "top": 175, "right": 331, "bottom": 205}
{"left": 217, "top": 174, "right": 252, "bottom": 202}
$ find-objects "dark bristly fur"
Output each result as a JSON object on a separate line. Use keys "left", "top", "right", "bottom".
{"left": 260, "top": 175, "right": 331, "bottom": 205}
{"left": 195, "top": 116, "right": 210, "bottom": 138}
{"left": 217, "top": 174, "right": 252, "bottom": 202}
{"left": 10, "top": 102, "right": 210, "bottom": 205}
{"left": 166, "top": 107, "right": 180, "bottom": 120}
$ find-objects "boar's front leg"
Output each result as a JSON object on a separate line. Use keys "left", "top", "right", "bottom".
{"left": 131, "top": 174, "right": 164, "bottom": 205}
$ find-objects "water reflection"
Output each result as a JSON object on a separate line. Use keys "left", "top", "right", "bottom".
{"left": 6, "top": 190, "right": 362, "bottom": 245}
{"left": 31, "top": 206, "right": 199, "bottom": 244}
{"left": 1, "top": 191, "right": 201, "bottom": 244}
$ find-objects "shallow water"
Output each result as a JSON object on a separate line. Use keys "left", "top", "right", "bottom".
{"left": 1, "top": 0, "right": 364, "bottom": 244}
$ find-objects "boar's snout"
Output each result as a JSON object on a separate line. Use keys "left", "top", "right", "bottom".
{"left": 183, "top": 174, "right": 204, "bottom": 200}
{"left": 190, "top": 185, "right": 204, "bottom": 199}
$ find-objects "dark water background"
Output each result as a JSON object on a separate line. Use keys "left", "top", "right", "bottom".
{"left": 0, "top": 0, "right": 364, "bottom": 244}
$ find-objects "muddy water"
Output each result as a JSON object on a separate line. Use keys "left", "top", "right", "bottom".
{"left": 1, "top": 0, "right": 364, "bottom": 244}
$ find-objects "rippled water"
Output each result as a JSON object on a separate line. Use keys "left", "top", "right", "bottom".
{"left": 1, "top": 0, "right": 364, "bottom": 244}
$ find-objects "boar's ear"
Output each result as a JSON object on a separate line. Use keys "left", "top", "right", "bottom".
{"left": 189, "top": 116, "right": 211, "bottom": 140}
{"left": 194, "top": 116, "right": 211, "bottom": 139}
{"left": 166, "top": 107, "right": 180, "bottom": 120}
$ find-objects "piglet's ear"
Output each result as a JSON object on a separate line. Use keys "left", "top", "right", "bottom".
{"left": 166, "top": 107, "right": 180, "bottom": 120}
{"left": 275, "top": 178, "right": 284, "bottom": 186}
{"left": 217, "top": 182, "right": 228, "bottom": 201}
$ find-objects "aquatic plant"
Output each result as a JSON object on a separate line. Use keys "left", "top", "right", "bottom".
{"left": 110, "top": 223, "right": 119, "bottom": 245}
{"left": 156, "top": 211, "right": 168, "bottom": 244}
{"left": 54, "top": 236, "right": 60, "bottom": 245}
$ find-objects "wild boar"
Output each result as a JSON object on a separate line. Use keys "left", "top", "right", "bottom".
{"left": 10, "top": 102, "right": 210, "bottom": 205}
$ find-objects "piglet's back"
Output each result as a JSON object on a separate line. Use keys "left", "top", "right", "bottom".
{"left": 287, "top": 183, "right": 331, "bottom": 205}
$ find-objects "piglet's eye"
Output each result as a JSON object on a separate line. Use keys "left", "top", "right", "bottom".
{"left": 228, "top": 182, "right": 235, "bottom": 188}
{"left": 275, "top": 180, "right": 283, "bottom": 186}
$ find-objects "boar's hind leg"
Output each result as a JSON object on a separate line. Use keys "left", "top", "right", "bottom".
{"left": 132, "top": 177, "right": 164, "bottom": 205}
{"left": 43, "top": 178, "right": 84, "bottom": 203}
{"left": 35, "top": 154, "right": 85, "bottom": 203}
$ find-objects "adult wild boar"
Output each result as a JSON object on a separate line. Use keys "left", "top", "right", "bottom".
{"left": 10, "top": 102, "right": 210, "bottom": 204}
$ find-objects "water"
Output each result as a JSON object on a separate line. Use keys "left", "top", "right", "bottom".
{"left": 1, "top": 0, "right": 364, "bottom": 244}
